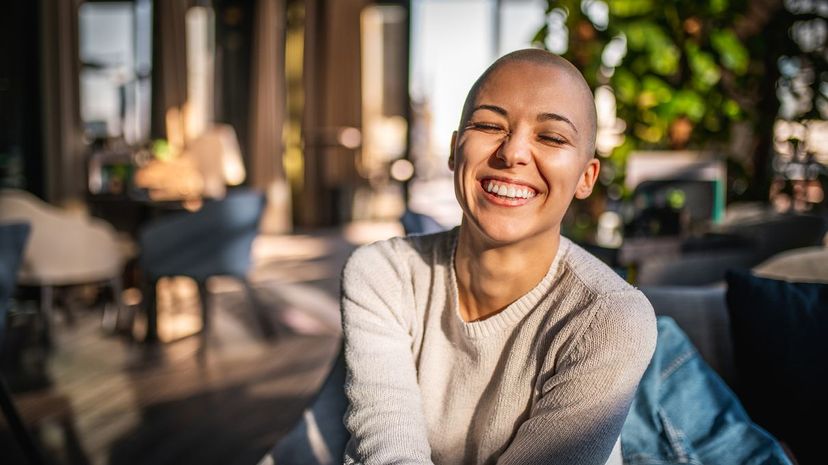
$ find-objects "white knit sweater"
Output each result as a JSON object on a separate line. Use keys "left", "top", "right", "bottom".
{"left": 341, "top": 228, "right": 656, "bottom": 465}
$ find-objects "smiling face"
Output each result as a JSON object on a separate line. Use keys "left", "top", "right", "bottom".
{"left": 449, "top": 57, "right": 600, "bottom": 247}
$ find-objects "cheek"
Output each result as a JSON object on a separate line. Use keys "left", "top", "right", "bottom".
{"left": 458, "top": 136, "right": 501, "bottom": 162}
{"left": 454, "top": 143, "right": 485, "bottom": 180}
{"left": 451, "top": 152, "right": 473, "bottom": 203}
{"left": 537, "top": 157, "right": 585, "bottom": 193}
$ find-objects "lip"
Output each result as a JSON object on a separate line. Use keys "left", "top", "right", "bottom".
{"left": 477, "top": 176, "right": 540, "bottom": 207}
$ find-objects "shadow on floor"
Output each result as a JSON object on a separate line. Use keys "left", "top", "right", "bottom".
{"left": 105, "top": 385, "right": 311, "bottom": 465}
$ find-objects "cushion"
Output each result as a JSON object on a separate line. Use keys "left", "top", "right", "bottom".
{"left": 753, "top": 246, "right": 828, "bottom": 283}
{"left": 725, "top": 270, "right": 828, "bottom": 465}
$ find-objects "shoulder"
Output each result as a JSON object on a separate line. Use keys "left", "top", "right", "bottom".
{"left": 560, "top": 238, "right": 634, "bottom": 296}
{"left": 340, "top": 230, "right": 455, "bottom": 328}
{"left": 594, "top": 289, "right": 657, "bottom": 345}
{"left": 557, "top": 238, "right": 657, "bottom": 358}
{"left": 343, "top": 228, "right": 456, "bottom": 283}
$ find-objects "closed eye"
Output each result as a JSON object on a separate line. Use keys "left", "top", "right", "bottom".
{"left": 467, "top": 122, "right": 507, "bottom": 133}
{"left": 539, "top": 134, "right": 569, "bottom": 146}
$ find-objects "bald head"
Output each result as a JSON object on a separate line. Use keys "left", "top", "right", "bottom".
{"left": 458, "top": 49, "right": 597, "bottom": 157}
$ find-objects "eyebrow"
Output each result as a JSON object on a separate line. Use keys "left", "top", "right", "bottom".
{"left": 538, "top": 112, "right": 579, "bottom": 134}
{"left": 471, "top": 104, "right": 508, "bottom": 117}
{"left": 471, "top": 105, "right": 579, "bottom": 134}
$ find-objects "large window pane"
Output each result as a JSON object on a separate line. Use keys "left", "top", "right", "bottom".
{"left": 79, "top": 0, "right": 152, "bottom": 144}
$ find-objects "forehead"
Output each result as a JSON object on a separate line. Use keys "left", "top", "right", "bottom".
{"left": 474, "top": 61, "right": 590, "bottom": 120}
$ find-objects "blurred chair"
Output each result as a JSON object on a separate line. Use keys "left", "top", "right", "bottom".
{"left": 1, "top": 223, "right": 90, "bottom": 465}
{"left": 624, "top": 151, "right": 726, "bottom": 239}
{"left": 636, "top": 248, "right": 758, "bottom": 286}
{"left": 719, "top": 212, "right": 827, "bottom": 265}
{"left": 400, "top": 210, "right": 445, "bottom": 236}
{"left": 0, "top": 189, "right": 127, "bottom": 334}
{"left": 0, "top": 222, "right": 44, "bottom": 464}
{"left": 0, "top": 224, "right": 31, "bottom": 337}
{"left": 138, "top": 189, "right": 272, "bottom": 342}
{"left": 625, "top": 179, "right": 717, "bottom": 237}
{"left": 633, "top": 214, "right": 828, "bottom": 286}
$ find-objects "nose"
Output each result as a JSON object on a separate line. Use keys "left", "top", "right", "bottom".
{"left": 496, "top": 128, "right": 532, "bottom": 167}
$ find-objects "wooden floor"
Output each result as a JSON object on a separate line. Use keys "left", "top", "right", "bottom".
{"left": 0, "top": 227, "right": 385, "bottom": 465}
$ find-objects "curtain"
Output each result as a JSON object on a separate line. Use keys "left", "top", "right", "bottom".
{"left": 299, "top": 0, "right": 367, "bottom": 226}
{"left": 249, "top": 0, "right": 291, "bottom": 232}
{"left": 248, "top": 0, "right": 286, "bottom": 189}
{"left": 39, "top": 0, "right": 84, "bottom": 203}
{"left": 151, "top": 0, "right": 189, "bottom": 140}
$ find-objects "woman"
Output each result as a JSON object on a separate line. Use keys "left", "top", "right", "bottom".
{"left": 270, "top": 49, "right": 656, "bottom": 465}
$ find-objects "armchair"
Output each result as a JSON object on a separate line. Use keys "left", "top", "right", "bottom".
{"left": 0, "top": 189, "right": 128, "bottom": 336}
{"left": 137, "top": 188, "right": 272, "bottom": 343}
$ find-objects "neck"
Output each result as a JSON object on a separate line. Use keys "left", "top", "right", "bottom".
{"left": 454, "top": 221, "right": 560, "bottom": 322}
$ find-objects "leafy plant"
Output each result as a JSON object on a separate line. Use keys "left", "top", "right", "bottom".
{"left": 536, "top": 0, "right": 828, "bottom": 201}
{"left": 534, "top": 0, "right": 828, "bottom": 241}
{"left": 537, "top": 0, "right": 752, "bottom": 160}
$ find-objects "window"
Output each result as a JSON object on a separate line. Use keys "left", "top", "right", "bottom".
{"left": 78, "top": 0, "right": 152, "bottom": 144}
{"left": 408, "top": 0, "right": 546, "bottom": 224}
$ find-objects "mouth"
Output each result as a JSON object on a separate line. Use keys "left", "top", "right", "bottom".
{"left": 479, "top": 177, "right": 539, "bottom": 204}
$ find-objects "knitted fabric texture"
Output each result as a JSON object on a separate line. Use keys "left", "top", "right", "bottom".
{"left": 341, "top": 228, "right": 657, "bottom": 465}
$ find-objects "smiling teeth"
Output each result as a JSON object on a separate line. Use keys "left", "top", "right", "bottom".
{"left": 484, "top": 180, "right": 535, "bottom": 199}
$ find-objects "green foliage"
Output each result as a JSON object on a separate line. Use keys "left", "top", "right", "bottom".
{"left": 539, "top": 0, "right": 754, "bottom": 165}
{"left": 710, "top": 30, "right": 749, "bottom": 74}
{"left": 686, "top": 43, "right": 721, "bottom": 88}
{"left": 709, "top": 0, "right": 729, "bottom": 15}
{"left": 609, "top": 0, "right": 655, "bottom": 18}
{"left": 533, "top": 0, "right": 776, "bottom": 232}
{"left": 537, "top": 0, "right": 827, "bottom": 217}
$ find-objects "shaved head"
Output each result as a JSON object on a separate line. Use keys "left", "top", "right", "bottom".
{"left": 458, "top": 49, "right": 597, "bottom": 157}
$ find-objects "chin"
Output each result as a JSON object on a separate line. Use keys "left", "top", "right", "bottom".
{"left": 465, "top": 217, "right": 538, "bottom": 246}
{"left": 463, "top": 207, "right": 564, "bottom": 247}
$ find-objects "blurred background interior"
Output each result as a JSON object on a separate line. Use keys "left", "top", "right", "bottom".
{"left": 1, "top": 0, "right": 827, "bottom": 464}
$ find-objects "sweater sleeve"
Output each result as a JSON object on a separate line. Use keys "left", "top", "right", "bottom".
{"left": 340, "top": 241, "right": 434, "bottom": 465}
{"left": 497, "top": 290, "right": 657, "bottom": 465}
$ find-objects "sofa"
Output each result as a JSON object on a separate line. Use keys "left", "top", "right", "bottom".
{"left": 633, "top": 212, "right": 827, "bottom": 286}
{"left": 639, "top": 245, "right": 828, "bottom": 465}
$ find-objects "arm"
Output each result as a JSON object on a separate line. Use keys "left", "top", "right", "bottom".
{"left": 340, "top": 242, "right": 434, "bottom": 465}
{"left": 497, "top": 291, "right": 657, "bottom": 465}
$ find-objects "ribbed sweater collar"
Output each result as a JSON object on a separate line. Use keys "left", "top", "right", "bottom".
{"left": 447, "top": 228, "right": 571, "bottom": 339}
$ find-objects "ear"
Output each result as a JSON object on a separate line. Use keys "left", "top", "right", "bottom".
{"left": 574, "top": 158, "right": 600, "bottom": 199}
{"left": 448, "top": 131, "right": 458, "bottom": 171}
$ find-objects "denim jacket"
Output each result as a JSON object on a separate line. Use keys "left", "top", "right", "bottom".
{"left": 621, "top": 317, "right": 793, "bottom": 465}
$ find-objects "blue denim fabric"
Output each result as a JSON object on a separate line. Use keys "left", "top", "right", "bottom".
{"left": 621, "top": 317, "right": 793, "bottom": 465}
{"left": 266, "top": 349, "right": 349, "bottom": 465}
